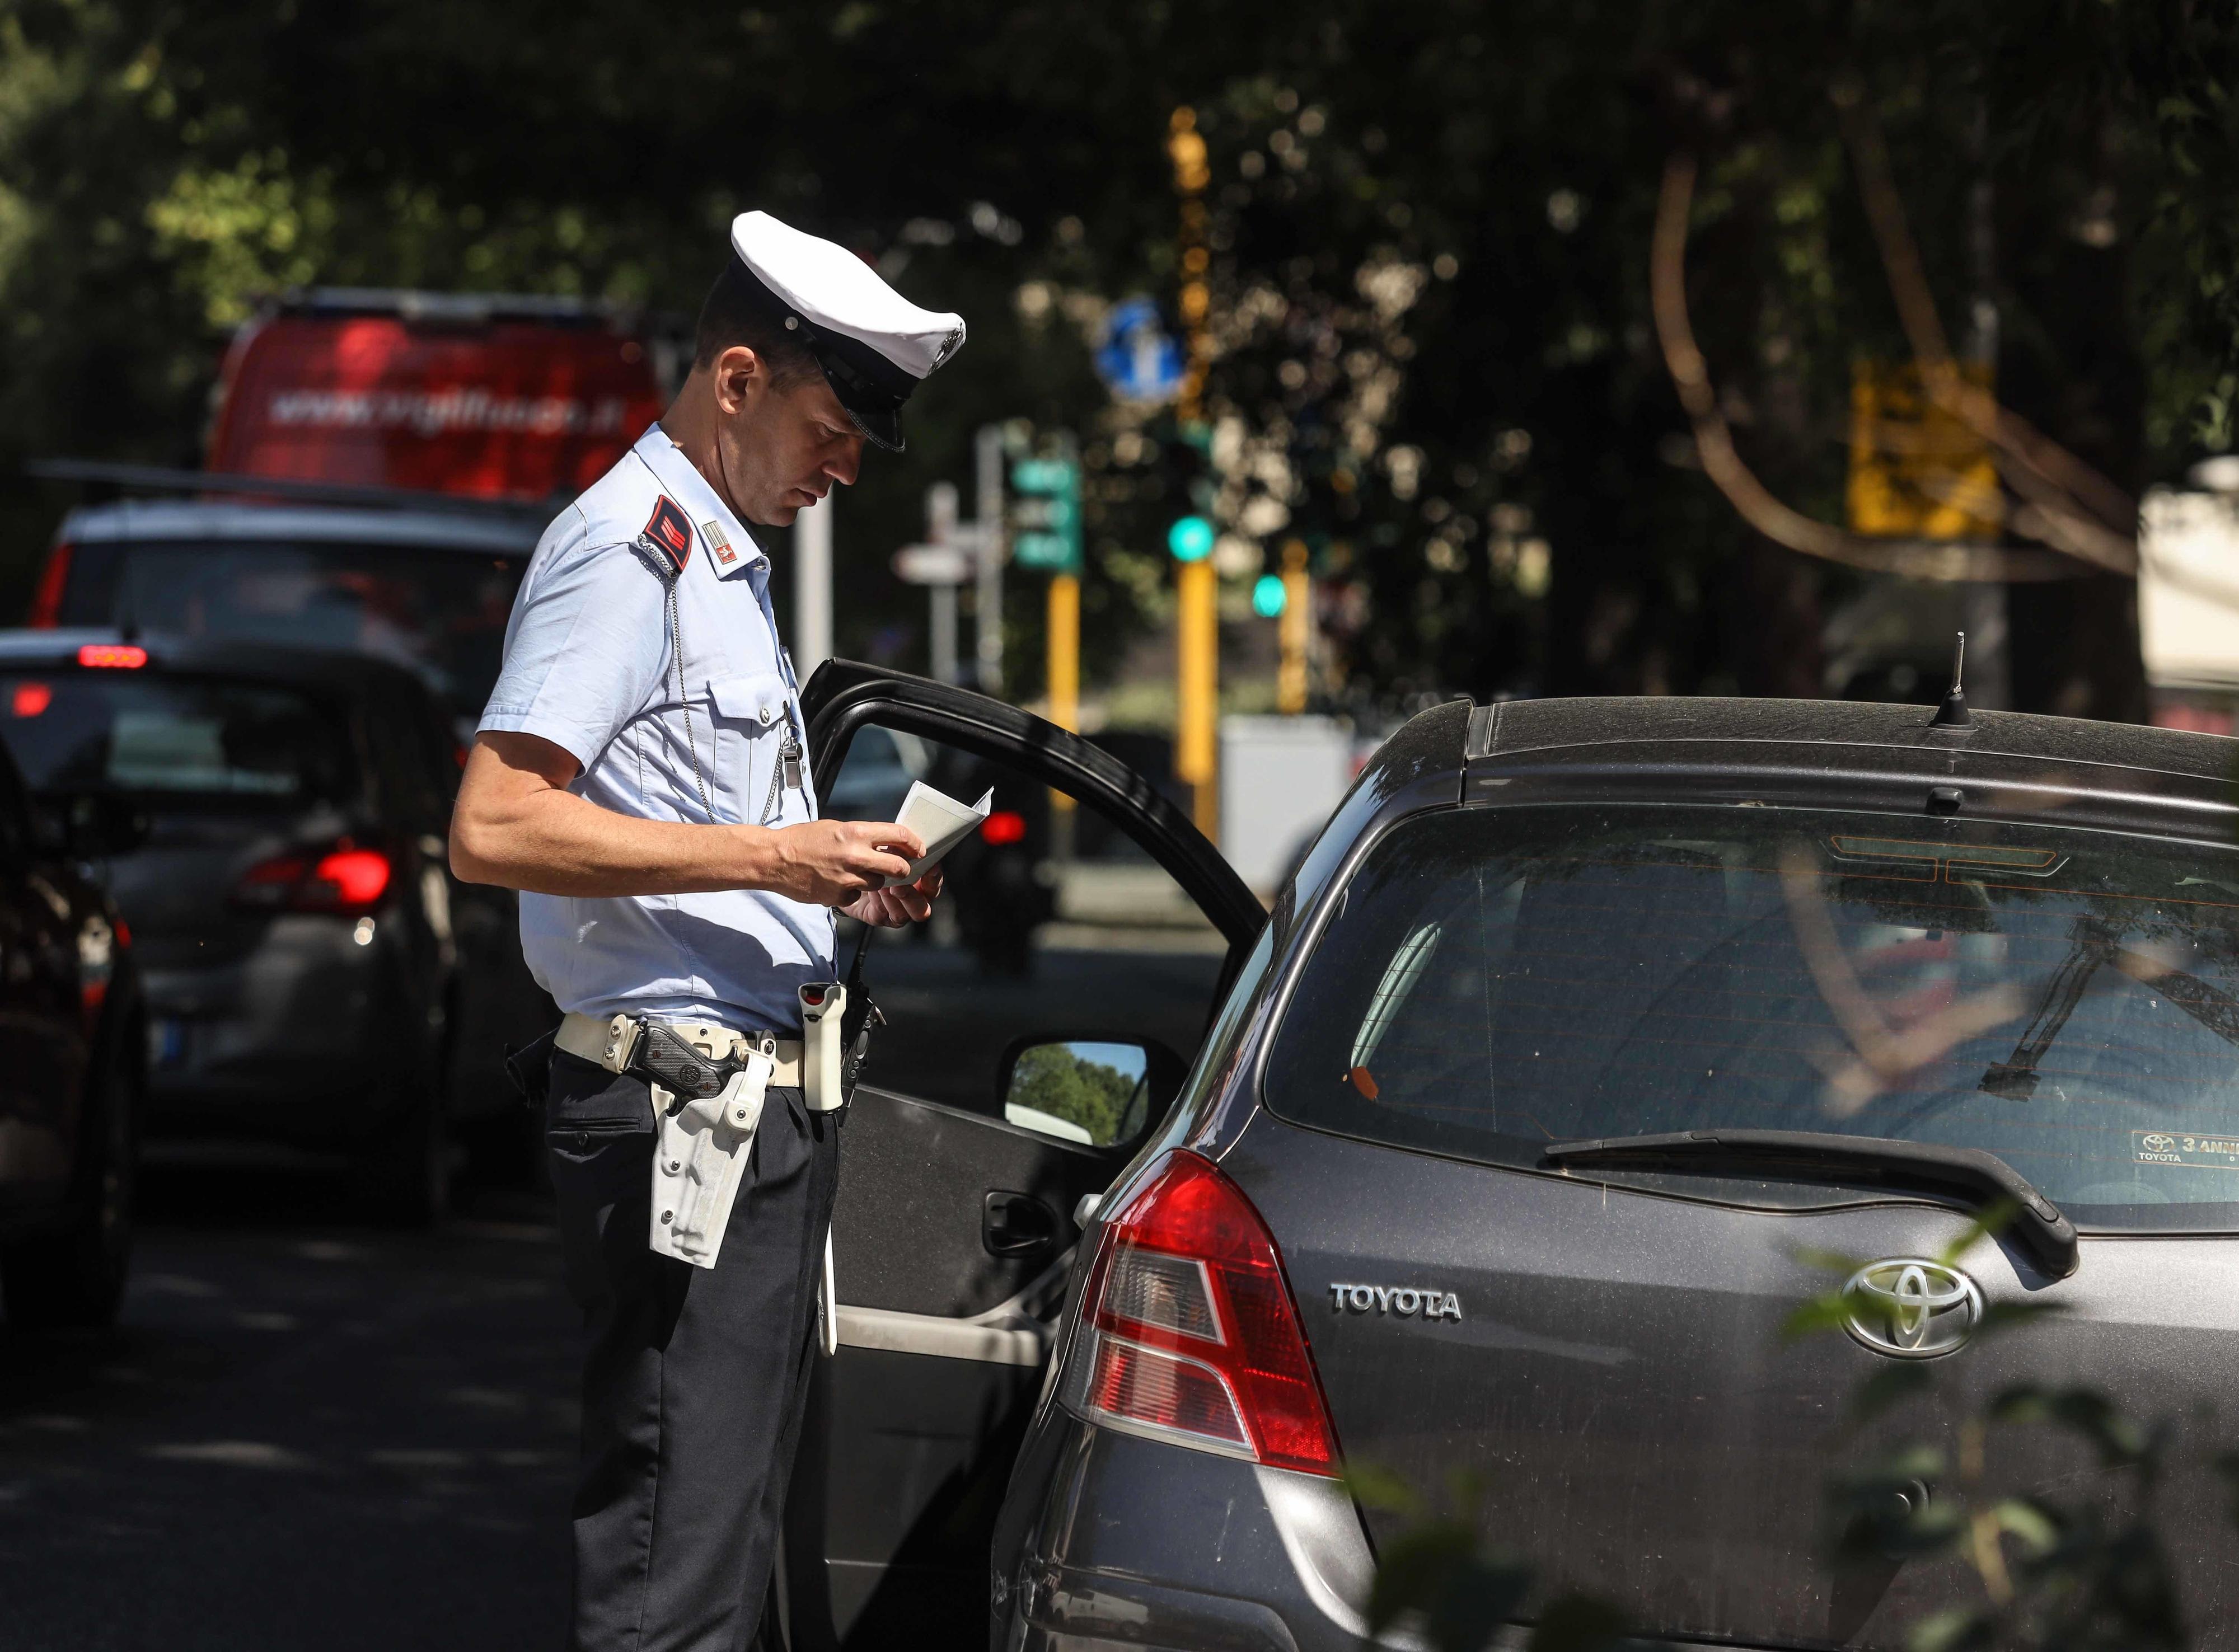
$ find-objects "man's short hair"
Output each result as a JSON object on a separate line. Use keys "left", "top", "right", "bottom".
{"left": 691, "top": 258, "right": 823, "bottom": 386}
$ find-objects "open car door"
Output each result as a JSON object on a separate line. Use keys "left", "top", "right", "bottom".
{"left": 776, "top": 660, "right": 1263, "bottom": 1650}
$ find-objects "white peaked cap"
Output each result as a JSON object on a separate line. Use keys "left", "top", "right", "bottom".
{"left": 732, "top": 211, "right": 966, "bottom": 378}
{"left": 727, "top": 212, "right": 964, "bottom": 452}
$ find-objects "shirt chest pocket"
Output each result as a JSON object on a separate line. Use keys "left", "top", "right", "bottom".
{"left": 708, "top": 672, "right": 797, "bottom": 824}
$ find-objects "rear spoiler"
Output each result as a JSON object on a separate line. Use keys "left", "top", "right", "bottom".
{"left": 25, "top": 459, "right": 556, "bottom": 522}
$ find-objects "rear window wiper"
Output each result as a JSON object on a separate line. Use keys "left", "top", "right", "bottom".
{"left": 1541, "top": 1128, "right": 2078, "bottom": 1278}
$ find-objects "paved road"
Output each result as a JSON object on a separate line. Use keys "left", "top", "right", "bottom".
{"left": 0, "top": 1167, "right": 578, "bottom": 1652}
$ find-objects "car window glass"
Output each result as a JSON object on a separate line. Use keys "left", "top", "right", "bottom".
{"left": 57, "top": 541, "right": 527, "bottom": 721}
{"left": 1264, "top": 803, "right": 2239, "bottom": 1233}
{"left": 822, "top": 725, "right": 1228, "bottom": 1146}
{"left": 0, "top": 672, "right": 351, "bottom": 805}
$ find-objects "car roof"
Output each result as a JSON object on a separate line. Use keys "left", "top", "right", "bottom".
{"left": 0, "top": 628, "right": 441, "bottom": 708}
{"left": 1467, "top": 695, "right": 2239, "bottom": 785}
{"left": 57, "top": 498, "right": 545, "bottom": 553}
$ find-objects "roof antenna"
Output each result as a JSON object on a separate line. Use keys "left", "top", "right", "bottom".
{"left": 1932, "top": 631, "right": 1973, "bottom": 728}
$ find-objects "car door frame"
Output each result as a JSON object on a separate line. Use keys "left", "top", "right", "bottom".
{"left": 803, "top": 659, "right": 1264, "bottom": 959}
{"left": 785, "top": 659, "right": 1266, "bottom": 1648}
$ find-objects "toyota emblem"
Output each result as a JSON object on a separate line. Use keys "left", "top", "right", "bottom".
{"left": 1842, "top": 1259, "right": 1983, "bottom": 1359}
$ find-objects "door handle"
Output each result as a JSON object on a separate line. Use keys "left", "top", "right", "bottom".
{"left": 982, "top": 1190, "right": 1058, "bottom": 1259}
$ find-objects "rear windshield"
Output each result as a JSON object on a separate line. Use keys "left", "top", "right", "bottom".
{"left": 0, "top": 672, "right": 350, "bottom": 804}
{"left": 1264, "top": 804, "right": 2239, "bottom": 1233}
{"left": 55, "top": 540, "right": 526, "bottom": 720}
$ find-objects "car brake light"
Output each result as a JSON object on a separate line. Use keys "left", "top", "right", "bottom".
{"left": 77, "top": 643, "right": 147, "bottom": 669}
{"left": 26, "top": 545, "right": 69, "bottom": 628}
{"left": 233, "top": 843, "right": 392, "bottom": 916}
{"left": 11, "top": 682, "right": 50, "bottom": 718}
{"left": 980, "top": 809, "right": 1027, "bottom": 846}
{"left": 1064, "top": 1151, "right": 1339, "bottom": 1476}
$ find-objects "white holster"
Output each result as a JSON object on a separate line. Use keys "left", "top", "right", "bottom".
{"left": 649, "top": 1052, "right": 772, "bottom": 1269}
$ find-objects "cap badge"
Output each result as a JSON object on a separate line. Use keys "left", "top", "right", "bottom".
{"left": 640, "top": 496, "right": 694, "bottom": 574}
{"left": 702, "top": 519, "right": 738, "bottom": 566}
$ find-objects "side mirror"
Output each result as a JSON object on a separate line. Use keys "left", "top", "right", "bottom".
{"left": 997, "top": 1036, "right": 1184, "bottom": 1148}
{"left": 36, "top": 793, "right": 150, "bottom": 861}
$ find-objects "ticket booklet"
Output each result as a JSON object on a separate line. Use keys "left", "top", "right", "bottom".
{"left": 884, "top": 781, "right": 994, "bottom": 887}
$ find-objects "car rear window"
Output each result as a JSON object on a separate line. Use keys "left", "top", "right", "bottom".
{"left": 1264, "top": 804, "right": 2239, "bottom": 1233}
{"left": 55, "top": 540, "right": 526, "bottom": 720}
{"left": 0, "top": 672, "right": 350, "bottom": 804}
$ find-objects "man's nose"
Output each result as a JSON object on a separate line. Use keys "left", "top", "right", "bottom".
{"left": 826, "top": 438, "right": 863, "bottom": 489}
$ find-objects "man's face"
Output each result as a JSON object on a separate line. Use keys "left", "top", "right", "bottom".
{"left": 710, "top": 346, "right": 865, "bottom": 526}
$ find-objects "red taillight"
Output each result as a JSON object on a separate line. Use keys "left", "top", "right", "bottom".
{"left": 77, "top": 643, "right": 147, "bottom": 669}
{"left": 1065, "top": 1151, "right": 1339, "bottom": 1476}
{"left": 11, "top": 682, "right": 51, "bottom": 718}
{"left": 980, "top": 809, "right": 1028, "bottom": 846}
{"left": 233, "top": 842, "right": 392, "bottom": 916}
{"left": 26, "top": 545, "right": 70, "bottom": 628}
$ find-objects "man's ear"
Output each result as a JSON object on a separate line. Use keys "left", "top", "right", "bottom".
{"left": 712, "top": 344, "right": 763, "bottom": 416}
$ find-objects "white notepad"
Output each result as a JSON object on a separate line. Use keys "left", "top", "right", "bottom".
{"left": 885, "top": 781, "right": 994, "bottom": 886}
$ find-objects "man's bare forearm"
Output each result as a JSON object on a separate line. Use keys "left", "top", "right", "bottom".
{"left": 449, "top": 731, "right": 919, "bottom": 904}
{"left": 452, "top": 780, "right": 788, "bottom": 897}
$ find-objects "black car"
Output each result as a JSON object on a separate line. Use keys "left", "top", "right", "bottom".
{"left": 765, "top": 673, "right": 2239, "bottom": 1650}
{"left": 0, "top": 729, "right": 146, "bottom": 1329}
{"left": 0, "top": 631, "right": 551, "bottom": 1221}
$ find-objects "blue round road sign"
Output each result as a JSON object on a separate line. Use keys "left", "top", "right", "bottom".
{"left": 1095, "top": 298, "right": 1186, "bottom": 404}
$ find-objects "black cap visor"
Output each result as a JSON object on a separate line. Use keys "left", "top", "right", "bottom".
{"left": 801, "top": 325, "right": 912, "bottom": 453}
{"left": 724, "top": 254, "right": 917, "bottom": 453}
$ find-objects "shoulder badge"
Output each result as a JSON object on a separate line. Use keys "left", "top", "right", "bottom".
{"left": 640, "top": 496, "right": 695, "bottom": 574}
{"left": 701, "top": 518, "right": 739, "bottom": 566}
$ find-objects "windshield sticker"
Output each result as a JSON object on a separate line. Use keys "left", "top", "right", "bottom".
{"left": 2134, "top": 1130, "right": 2239, "bottom": 1170}
{"left": 1828, "top": 837, "right": 2068, "bottom": 884}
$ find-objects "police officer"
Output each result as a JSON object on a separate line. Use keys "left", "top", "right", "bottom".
{"left": 451, "top": 210, "right": 964, "bottom": 1651}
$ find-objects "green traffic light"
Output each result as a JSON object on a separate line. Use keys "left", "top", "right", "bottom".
{"left": 1251, "top": 574, "right": 1286, "bottom": 617}
{"left": 1168, "top": 515, "right": 1215, "bottom": 561}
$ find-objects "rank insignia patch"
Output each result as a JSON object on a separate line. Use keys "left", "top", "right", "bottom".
{"left": 641, "top": 496, "right": 695, "bottom": 573}
{"left": 702, "top": 519, "right": 738, "bottom": 566}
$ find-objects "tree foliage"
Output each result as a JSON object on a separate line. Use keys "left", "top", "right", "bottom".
{"left": 2, "top": 1, "right": 2237, "bottom": 711}
{"left": 1005, "top": 1043, "right": 1143, "bottom": 1146}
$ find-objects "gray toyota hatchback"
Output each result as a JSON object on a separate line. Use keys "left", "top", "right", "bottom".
{"left": 778, "top": 673, "right": 2239, "bottom": 1651}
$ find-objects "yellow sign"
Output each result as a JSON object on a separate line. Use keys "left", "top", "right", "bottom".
{"left": 1845, "top": 360, "right": 2001, "bottom": 541}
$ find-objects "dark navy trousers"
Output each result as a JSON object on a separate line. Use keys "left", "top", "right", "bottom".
{"left": 546, "top": 1049, "right": 840, "bottom": 1652}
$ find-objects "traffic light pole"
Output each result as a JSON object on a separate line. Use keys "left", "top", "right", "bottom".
{"left": 1175, "top": 559, "right": 1215, "bottom": 815}
{"left": 1169, "top": 105, "right": 1218, "bottom": 841}
{"left": 1047, "top": 572, "right": 1079, "bottom": 733}
{"left": 928, "top": 482, "right": 961, "bottom": 684}
{"left": 1277, "top": 538, "right": 1310, "bottom": 714}
{"left": 975, "top": 425, "right": 1005, "bottom": 694}
{"left": 794, "top": 492, "right": 833, "bottom": 679}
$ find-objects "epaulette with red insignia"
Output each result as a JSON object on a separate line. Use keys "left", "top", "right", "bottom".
{"left": 638, "top": 495, "right": 695, "bottom": 575}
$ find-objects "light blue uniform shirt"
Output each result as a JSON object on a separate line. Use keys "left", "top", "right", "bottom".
{"left": 479, "top": 425, "right": 833, "bottom": 1030}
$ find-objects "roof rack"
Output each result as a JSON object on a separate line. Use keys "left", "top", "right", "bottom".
{"left": 25, "top": 458, "right": 556, "bottom": 520}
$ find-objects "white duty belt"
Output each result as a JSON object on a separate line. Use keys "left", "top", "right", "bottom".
{"left": 554, "top": 1005, "right": 846, "bottom": 1322}
{"left": 557, "top": 1013, "right": 802, "bottom": 1269}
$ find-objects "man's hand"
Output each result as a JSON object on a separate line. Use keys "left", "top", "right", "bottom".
{"left": 841, "top": 865, "right": 944, "bottom": 928}
{"left": 763, "top": 819, "right": 925, "bottom": 906}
